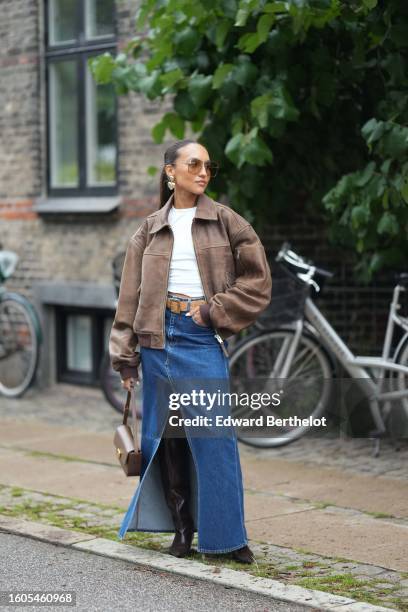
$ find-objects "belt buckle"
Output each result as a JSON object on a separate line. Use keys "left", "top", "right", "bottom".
{"left": 173, "top": 300, "right": 181, "bottom": 314}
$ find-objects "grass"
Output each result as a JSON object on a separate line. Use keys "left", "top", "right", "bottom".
{"left": 0, "top": 498, "right": 168, "bottom": 551}
{"left": 311, "top": 501, "right": 332, "bottom": 510}
{"left": 4, "top": 485, "right": 126, "bottom": 513}
{"left": 10, "top": 487, "right": 24, "bottom": 497}
{"left": 26, "top": 449, "right": 116, "bottom": 468}
{"left": 367, "top": 511, "right": 397, "bottom": 520}
{"left": 295, "top": 573, "right": 403, "bottom": 609}
{"left": 302, "top": 560, "right": 318, "bottom": 568}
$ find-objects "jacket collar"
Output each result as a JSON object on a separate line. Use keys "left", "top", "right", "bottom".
{"left": 149, "top": 192, "right": 218, "bottom": 234}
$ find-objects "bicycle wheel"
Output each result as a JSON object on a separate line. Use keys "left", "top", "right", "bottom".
{"left": 100, "top": 351, "right": 143, "bottom": 417}
{"left": 394, "top": 334, "right": 408, "bottom": 418}
{"left": 0, "top": 297, "right": 39, "bottom": 397}
{"left": 228, "top": 328, "right": 335, "bottom": 448}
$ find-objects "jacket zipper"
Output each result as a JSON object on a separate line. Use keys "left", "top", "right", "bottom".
{"left": 161, "top": 226, "right": 174, "bottom": 347}
{"left": 191, "top": 218, "right": 229, "bottom": 358}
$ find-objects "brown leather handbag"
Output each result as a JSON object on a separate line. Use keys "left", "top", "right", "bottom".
{"left": 113, "top": 388, "right": 142, "bottom": 477}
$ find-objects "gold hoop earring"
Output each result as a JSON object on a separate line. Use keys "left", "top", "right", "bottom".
{"left": 167, "top": 176, "right": 175, "bottom": 190}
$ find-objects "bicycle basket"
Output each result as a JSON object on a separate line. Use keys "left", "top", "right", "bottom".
{"left": 112, "top": 251, "right": 126, "bottom": 298}
{"left": 258, "top": 261, "right": 310, "bottom": 326}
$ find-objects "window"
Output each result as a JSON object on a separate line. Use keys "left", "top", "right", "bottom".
{"left": 56, "top": 307, "right": 113, "bottom": 385}
{"left": 45, "top": 0, "right": 117, "bottom": 197}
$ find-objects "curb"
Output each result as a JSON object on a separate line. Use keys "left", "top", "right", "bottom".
{"left": 0, "top": 516, "right": 394, "bottom": 612}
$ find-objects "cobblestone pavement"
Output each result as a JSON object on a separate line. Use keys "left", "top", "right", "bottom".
{"left": 1, "top": 383, "right": 407, "bottom": 479}
{"left": 245, "top": 436, "right": 408, "bottom": 481}
{"left": 0, "top": 484, "right": 407, "bottom": 611}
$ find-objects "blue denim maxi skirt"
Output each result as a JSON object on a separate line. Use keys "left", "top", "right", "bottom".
{"left": 117, "top": 303, "right": 248, "bottom": 553}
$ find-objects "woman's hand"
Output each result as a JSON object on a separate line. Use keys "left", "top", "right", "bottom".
{"left": 186, "top": 304, "right": 209, "bottom": 327}
{"left": 121, "top": 377, "right": 139, "bottom": 391}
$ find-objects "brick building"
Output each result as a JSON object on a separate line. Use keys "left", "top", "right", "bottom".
{"left": 1, "top": 0, "right": 173, "bottom": 388}
{"left": 1, "top": 0, "right": 406, "bottom": 405}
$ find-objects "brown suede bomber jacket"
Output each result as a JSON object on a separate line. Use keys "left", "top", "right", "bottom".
{"left": 109, "top": 192, "right": 272, "bottom": 380}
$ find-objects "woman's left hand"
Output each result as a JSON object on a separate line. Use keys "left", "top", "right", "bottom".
{"left": 186, "top": 304, "right": 209, "bottom": 326}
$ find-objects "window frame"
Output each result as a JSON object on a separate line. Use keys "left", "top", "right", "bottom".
{"left": 44, "top": 0, "right": 118, "bottom": 198}
{"left": 56, "top": 305, "right": 114, "bottom": 386}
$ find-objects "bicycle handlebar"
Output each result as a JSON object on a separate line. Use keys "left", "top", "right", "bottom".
{"left": 276, "top": 242, "right": 334, "bottom": 293}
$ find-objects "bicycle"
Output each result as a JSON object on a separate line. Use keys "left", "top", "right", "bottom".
{"left": 228, "top": 242, "right": 408, "bottom": 456}
{"left": 0, "top": 248, "right": 42, "bottom": 397}
{"left": 100, "top": 251, "right": 143, "bottom": 416}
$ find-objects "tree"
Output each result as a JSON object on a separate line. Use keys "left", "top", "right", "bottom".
{"left": 90, "top": 0, "right": 408, "bottom": 281}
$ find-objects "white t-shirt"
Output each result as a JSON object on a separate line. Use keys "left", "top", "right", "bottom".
{"left": 167, "top": 205, "right": 205, "bottom": 297}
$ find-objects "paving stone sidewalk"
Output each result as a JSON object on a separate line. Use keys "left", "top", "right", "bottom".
{"left": 1, "top": 383, "right": 407, "bottom": 478}
{"left": 0, "top": 484, "right": 407, "bottom": 611}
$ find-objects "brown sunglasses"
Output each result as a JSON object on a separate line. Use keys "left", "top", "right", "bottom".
{"left": 171, "top": 158, "right": 219, "bottom": 178}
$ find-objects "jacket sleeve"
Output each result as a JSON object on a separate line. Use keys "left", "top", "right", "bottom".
{"left": 109, "top": 222, "right": 148, "bottom": 379}
{"left": 199, "top": 223, "right": 272, "bottom": 334}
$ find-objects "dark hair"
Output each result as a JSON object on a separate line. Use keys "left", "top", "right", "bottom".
{"left": 159, "top": 139, "right": 199, "bottom": 208}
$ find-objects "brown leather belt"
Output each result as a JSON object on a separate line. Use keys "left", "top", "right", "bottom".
{"left": 166, "top": 295, "right": 207, "bottom": 314}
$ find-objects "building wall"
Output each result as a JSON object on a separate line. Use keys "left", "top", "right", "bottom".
{"left": 0, "top": 0, "right": 173, "bottom": 287}
{"left": 0, "top": 0, "right": 42, "bottom": 206}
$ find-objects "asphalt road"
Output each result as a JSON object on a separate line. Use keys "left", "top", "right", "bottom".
{"left": 0, "top": 533, "right": 307, "bottom": 612}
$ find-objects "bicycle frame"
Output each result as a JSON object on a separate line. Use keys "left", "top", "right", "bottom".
{"left": 280, "top": 287, "right": 408, "bottom": 432}
{"left": 273, "top": 243, "right": 408, "bottom": 433}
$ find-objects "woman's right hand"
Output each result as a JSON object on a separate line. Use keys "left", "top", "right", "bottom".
{"left": 121, "top": 377, "right": 139, "bottom": 391}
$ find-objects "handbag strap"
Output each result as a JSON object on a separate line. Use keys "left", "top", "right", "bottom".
{"left": 123, "top": 389, "right": 141, "bottom": 451}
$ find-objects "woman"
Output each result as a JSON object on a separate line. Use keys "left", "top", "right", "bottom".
{"left": 109, "top": 138, "right": 272, "bottom": 564}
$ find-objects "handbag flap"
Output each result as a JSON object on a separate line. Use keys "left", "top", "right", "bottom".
{"left": 114, "top": 424, "right": 135, "bottom": 456}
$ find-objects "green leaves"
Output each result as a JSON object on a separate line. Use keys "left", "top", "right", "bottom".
{"left": 323, "top": 114, "right": 408, "bottom": 281}
{"left": 234, "top": 0, "right": 260, "bottom": 27}
{"left": 251, "top": 95, "right": 272, "bottom": 129}
{"left": 88, "top": 53, "right": 116, "bottom": 84}
{"left": 237, "top": 32, "right": 263, "bottom": 53}
{"left": 401, "top": 180, "right": 408, "bottom": 204}
{"left": 354, "top": 161, "right": 375, "bottom": 187}
{"left": 362, "top": 0, "right": 377, "bottom": 9}
{"left": 257, "top": 13, "right": 276, "bottom": 44}
{"left": 362, "top": 119, "right": 408, "bottom": 159}
{"left": 151, "top": 113, "right": 185, "bottom": 143}
{"left": 263, "top": 2, "right": 287, "bottom": 15}
{"left": 188, "top": 73, "right": 213, "bottom": 106}
{"left": 213, "top": 58, "right": 257, "bottom": 91}
{"left": 215, "top": 20, "right": 231, "bottom": 49}
{"left": 212, "top": 64, "right": 235, "bottom": 89}
{"left": 377, "top": 211, "right": 399, "bottom": 236}
{"left": 138, "top": 70, "right": 162, "bottom": 99}
{"left": 173, "top": 27, "right": 200, "bottom": 55}
{"left": 250, "top": 83, "right": 300, "bottom": 127}
{"left": 174, "top": 91, "right": 196, "bottom": 120}
{"left": 160, "top": 68, "right": 184, "bottom": 89}
{"left": 225, "top": 128, "right": 273, "bottom": 168}
{"left": 88, "top": 0, "right": 408, "bottom": 281}
{"left": 351, "top": 204, "right": 370, "bottom": 230}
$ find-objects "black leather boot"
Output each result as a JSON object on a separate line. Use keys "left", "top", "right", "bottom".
{"left": 157, "top": 433, "right": 195, "bottom": 558}
{"left": 232, "top": 545, "right": 255, "bottom": 564}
